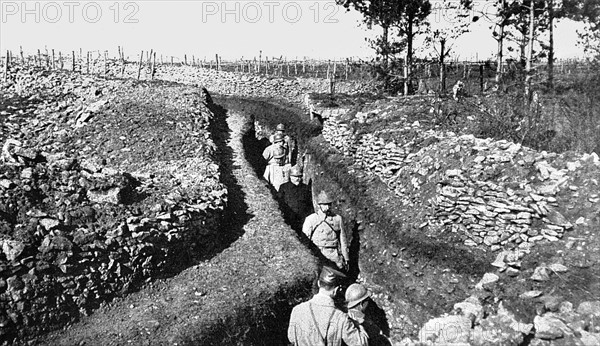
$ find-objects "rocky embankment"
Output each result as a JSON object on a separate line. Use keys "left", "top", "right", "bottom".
{"left": 0, "top": 68, "right": 226, "bottom": 343}
{"left": 312, "top": 95, "right": 600, "bottom": 345}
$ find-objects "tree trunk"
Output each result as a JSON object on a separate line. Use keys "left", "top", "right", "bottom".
{"left": 382, "top": 25, "right": 389, "bottom": 70}
{"left": 547, "top": 0, "right": 554, "bottom": 89}
{"left": 440, "top": 39, "right": 446, "bottom": 92}
{"left": 525, "top": 0, "right": 535, "bottom": 103}
{"left": 404, "top": 20, "right": 414, "bottom": 96}
{"left": 495, "top": 0, "right": 507, "bottom": 83}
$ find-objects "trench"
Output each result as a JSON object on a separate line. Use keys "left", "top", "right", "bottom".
{"left": 215, "top": 94, "right": 490, "bottom": 343}
{"left": 35, "top": 90, "right": 485, "bottom": 345}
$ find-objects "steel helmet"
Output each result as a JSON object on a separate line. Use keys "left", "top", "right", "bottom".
{"left": 316, "top": 191, "right": 333, "bottom": 204}
{"left": 274, "top": 146, "right": 286, "bottom": 159}
{"left": 319, "top": 266, "right": 346, "bottom": 287}
{"left": 290, "top": 166, "right": 303, "bottom": 177}
{"left": 276, "top": 123, "right": 286, "bottom": 131}
{"left": 345, "top": 283, "right": 371, "bottom": 309}
{"left": 273, "top": 133, "right": 285, "bottom": 143}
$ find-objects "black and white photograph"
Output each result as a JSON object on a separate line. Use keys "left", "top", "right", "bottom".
{"left": 1, "top": 0, "right": 599, "bottom": 345}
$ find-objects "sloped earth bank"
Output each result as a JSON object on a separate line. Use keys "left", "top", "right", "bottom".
{"left": 34, "top": 93, "right": 318, "bottom": 345}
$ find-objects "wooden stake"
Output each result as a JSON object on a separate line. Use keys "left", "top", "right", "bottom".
{"left": 184, "top": 54, "right": 187, "bottom": 65}
{"left": 137, "top": 50, "right": 144, "bottom": 80}
{"left": 20, "top": 46, "right": 24, "bottom": 65}
{"left": 59, "top": 51, "right": 63, "bottom": 69}
{"left": 215, "top": 54, "right": 219, "bottom": 70}
{"left": 4, "top": 50, "right": 9, "bottom": 83}
{"left": 86, "top": 51, "right": 90, "bottom": 74}
{"left": 72, "top": 51, "right": 76, "bottom": 71}
{"left": 479, "top": 64, "right": 484, "bottom": 93}
{"left": 121, "top": 47, "right": 126, "bottom": 77}
{"left": 52, "top": 49, "right": 55, "bottom": 70}
{"left": 151, "top": 52, "right": 156, "bottom": 79}
{"left": 333, "top": 60, "right": 337, "bottom": 80}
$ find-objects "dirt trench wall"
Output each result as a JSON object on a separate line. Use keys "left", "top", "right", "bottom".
{"left": 0, "top": 68, "right": 227, "bottom": 344}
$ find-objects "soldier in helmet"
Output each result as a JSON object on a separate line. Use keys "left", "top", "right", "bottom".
{"left": 269, "top": 123, "right": 297, "bottom": 166}
{"left": 278, "top": 166, "right": 313, "bottom": 231}
{"left": 262, "top": 133, "right": 289, "bottom": 191}
{"left": 346, "top": 283, "right": 391, "bottom": 346}
{"left": 288, "top": 266, "right": 368, "bottom": 346}
{"left": 302, "top": 191, "right": 349, "bottom": 271}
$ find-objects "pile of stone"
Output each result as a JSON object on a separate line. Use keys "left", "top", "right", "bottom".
{"left": 0, "top": 66, "right": 226, "bottom": 342}
{"left": 315, "top": 97, "right": 600, "bottom": 252}
{"left": 400, "top": 271, "right": 600, "bottom": 345}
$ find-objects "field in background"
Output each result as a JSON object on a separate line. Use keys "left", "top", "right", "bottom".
{"left": 1, "top": 48, "right": 599, "bottom": 154}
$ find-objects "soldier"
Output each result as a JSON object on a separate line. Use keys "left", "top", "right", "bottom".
{"left": 278, "top": 166, "right": 313, "bottom": 231}
{"left": 269, "top": 123, "right": 297, "bottom": 166}
{"left": 288, "top": 266, "right": 368, "bottom": 346}
{"left": 302, "top": 191, "right": 349, "bottom": 271}
{"left": 262, "top": 133, "right": 289, "bottom": 191}
{"left": 346, "top": 283, "right": 391, "bottom": 346}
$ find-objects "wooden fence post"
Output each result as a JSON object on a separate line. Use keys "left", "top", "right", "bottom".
{"left": 215, "top": 54, "right": 219, "bottom": 70}
{"left": 4, "top": 51, "right": 9, "bottom": 83}
{"left": 184, "top": 54, "right": 187, "bottom": 65}
{"left": 121, "top": 48, "right": 126, "bottom": 77}
{"left": 72, "top": 51, "right": 76, "bottom": 71}
{"left": 59, "top": 51, "right": 63, "bottom": 69}
{"left": 151, "top": 52, "right": 156, "bottom": 79}
{"left": 345, "top": 59, "right": 349, "bottom": 80}
{"left": 479, "top": 64, "right": 484, "bottom": 93}
{"left": 137, "top": 50, "right": 144, "bottom": 80}
{"left": 103, "top": 50, "right": 107, "bottom": 77}
{"left": 333, "top": 60, "right": 337, "bottom": 80}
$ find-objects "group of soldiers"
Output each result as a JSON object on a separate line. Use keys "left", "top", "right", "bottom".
{"left": 288, "top": 266, "right": 389, "bottom": 346}
{"left": 262, "top": 124, "right": 349, "bottom": 272}
{"left": 262, "top": 125, "right": 389, "bottom": 345}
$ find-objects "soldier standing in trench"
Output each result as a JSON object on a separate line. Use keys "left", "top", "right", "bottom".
{"left": 269, "top": 123, "right": 297, "bottom": 166}
{"left": 277, "top": 166, "right": 313, "bottom": 231}
{"left": 302, "top": 191, "right": 349, "bottom": 272}
{"left": 262, "top": 132, "right": 288, "bottom": 191}
{"left": 288, "top": 266, "right": 369, "bottom": 346}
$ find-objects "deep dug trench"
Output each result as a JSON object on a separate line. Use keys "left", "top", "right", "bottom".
{"left": 217, "top": 95, "right": 493, "bottom": 342}
{"left": 36, "top": 91, "right": 487, "bottom": 345}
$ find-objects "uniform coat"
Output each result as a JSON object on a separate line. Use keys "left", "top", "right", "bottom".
{"left": 288, "top": 293, "right": 368, "bottom": 346}
{"left": 277, "top": 181, "right": 313, "bottom": 229}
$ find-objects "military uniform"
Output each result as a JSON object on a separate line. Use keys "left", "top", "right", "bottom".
{"left": 262, "top": 140, "right": 289, "bottom": 191}
{"left": 302, "top": 213, "right": 348, "bottom": 270}
{"left": 288, "top": 293, "right": 368, "bottom": 346}
{"left": 278, "top": 179, "right": 313, "bottom": 230}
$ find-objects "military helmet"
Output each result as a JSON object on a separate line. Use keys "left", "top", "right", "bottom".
{"left": 345, "top": 283, "right": 371, "bottom": 309}
{"left": 274, "top": 146, "right": 286, "bottom": 159}
{"left": 290, "top": 166, "right": 303, "bottom": 177}
{"left": 319, "top": 266, "right": 346, "bottom": 287}
{"left": 273, "top": 133, "right": 285, "bottom": 143}
{"left": 276, "top": 123, "right": 286, "bottom": 131}
{"left": 316, "top": 191, "right": 333, "bottom": 204}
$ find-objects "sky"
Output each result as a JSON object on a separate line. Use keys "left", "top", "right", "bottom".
{"left": 0, "top": 0, "right": 589, "bottom": 62}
